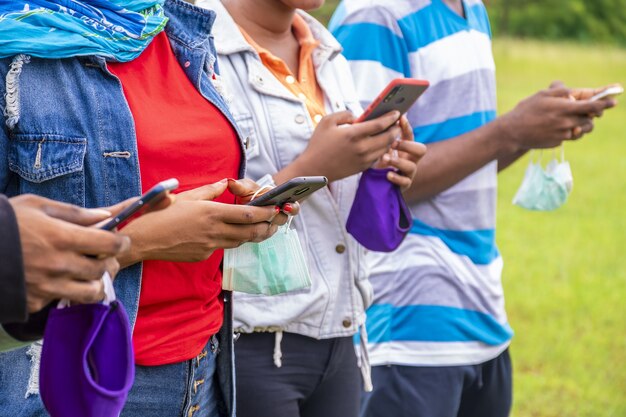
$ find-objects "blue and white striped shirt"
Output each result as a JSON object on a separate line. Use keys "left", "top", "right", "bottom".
{"left": 331, "top": 0, "right": 513, "bottom": 366}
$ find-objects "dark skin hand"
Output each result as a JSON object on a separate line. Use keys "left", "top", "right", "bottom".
{"left": 118, "top": 179, "right": 298, "bottom": 267}
{"left": 9, "top": 195, "right": 144, "bottom": 312}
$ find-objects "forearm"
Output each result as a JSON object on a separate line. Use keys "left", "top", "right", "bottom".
{"left": 272, "top": 156, "right": 313, "bottom": 185}
{"left": 498, "top": 148, "right": 528, "bottom": 172}
{"left": 403, "top": 118, "right": 514, "bottom": 202}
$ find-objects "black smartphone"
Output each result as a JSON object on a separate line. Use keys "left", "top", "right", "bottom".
{"left": 99, "top": 178, "right": 179, "bottom": 231}
{"left": 247, "top": 176, "right": 328, "bottom": 207}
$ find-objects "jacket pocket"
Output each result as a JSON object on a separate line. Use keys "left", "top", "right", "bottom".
{"left": 8, "top": 134, "right": 87, "bottom": 206}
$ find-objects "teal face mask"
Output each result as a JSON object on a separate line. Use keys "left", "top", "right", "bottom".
{"left": 222, "top": 220, "right": 312, "bottom": 296}
{"left": 512, "top": 148, "right": 573, "bottom": 211}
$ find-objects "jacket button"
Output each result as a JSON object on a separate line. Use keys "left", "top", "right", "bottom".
{"left": 342, "top": 319, "right": 352, "bottom": 328}
{"left": 335, "top": 244, "right": 346, "bottom": 254}
{"left": 294, "top": 114, "right": 306, "bottom": 124}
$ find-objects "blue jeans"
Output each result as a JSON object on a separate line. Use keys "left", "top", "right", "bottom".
{"left": 122, "top": 335, "right": 221, "bottom": 417}
{"left": 0, "top": 337, "right": 221, "bottom": 417}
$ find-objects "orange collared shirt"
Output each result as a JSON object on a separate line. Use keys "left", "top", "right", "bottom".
{"left": 239, "top": 14, "right": 326, "bottom": 124}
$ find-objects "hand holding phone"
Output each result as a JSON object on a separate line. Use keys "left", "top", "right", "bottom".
{"left": 247, "top": 176, "right": 328, "bottom": 207}
{"left": 356, "top": 78, "right": 429, "bottom": 123}
{"left": 99, "top": 178, "right": 179, "bottom": 231}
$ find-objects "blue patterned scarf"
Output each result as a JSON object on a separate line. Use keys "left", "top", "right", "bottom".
{"left": 0, "top": 0, "right": 168, "bottom": 61}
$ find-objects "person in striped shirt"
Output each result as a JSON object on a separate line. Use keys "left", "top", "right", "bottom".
{"left": 330, "top": 1, "right": 615, "bottom": 416}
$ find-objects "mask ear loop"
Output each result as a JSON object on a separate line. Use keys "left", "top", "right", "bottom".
{"left": 57, "top": 271, "right": 116, "bottom": 309}
{"left": 560, "top": 144, "right": 565, "bottom": 163}
{"left": 250, "top": 185, "right": 274, "bottom": 202}
{"left": 285, "top": 213, "right": 294, "bottom": 232}
{"left": 249, "top": 185, "right": 293, "bottom": 234}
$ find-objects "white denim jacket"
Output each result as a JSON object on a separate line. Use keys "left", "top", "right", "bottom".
{"left": 197, "top": 1, "right": 372, "bottom": 345}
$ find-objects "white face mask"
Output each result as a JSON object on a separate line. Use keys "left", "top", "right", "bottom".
{"left": 222, "top": 188, "right": 311, "bottom": 296}
{"left": 512, "top": 147, "right": 573, "bottom": 211}
{"left": 222, "top": 221, "right": 312, "bottom": 296}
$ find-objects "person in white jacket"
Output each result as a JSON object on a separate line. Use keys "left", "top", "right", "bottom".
{"left": 195, "top": 1, "right": 426, "bottom": 416}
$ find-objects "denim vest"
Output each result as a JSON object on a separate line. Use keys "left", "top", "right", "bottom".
{"left": 0, "top": 1, "right": 243, "bottom": 415}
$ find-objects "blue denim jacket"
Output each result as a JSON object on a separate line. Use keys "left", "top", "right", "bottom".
{"left": 0, "top": 1, "right": 242, "bottom": 415}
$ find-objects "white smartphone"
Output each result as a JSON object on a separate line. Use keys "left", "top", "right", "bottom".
{"left": 589, "top": 85, "right": 623, "bottom": 102}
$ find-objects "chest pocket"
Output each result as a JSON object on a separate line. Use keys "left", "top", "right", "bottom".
{"left": 8, "top": 134, "right": 87, "bottom": 206}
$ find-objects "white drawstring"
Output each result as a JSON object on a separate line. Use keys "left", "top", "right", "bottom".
{"left": 358, "top": 324, "right": 373, "bottom": 392}
{"left": 273, "top": 331, "right": 283, "bottom": 368}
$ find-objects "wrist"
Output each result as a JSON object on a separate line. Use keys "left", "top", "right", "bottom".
{"left": 117, "top": 229, "right": 147, "bottom": 268}
{"left": 491, "top": 114, "right": 523, "bottom": 157}
{"left": 274, "top": 153, "right": 315, "bottom": 184}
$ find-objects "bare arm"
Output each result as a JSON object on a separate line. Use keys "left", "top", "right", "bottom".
{"left": 404, "top": 86, "right": 615, "bottom": 203}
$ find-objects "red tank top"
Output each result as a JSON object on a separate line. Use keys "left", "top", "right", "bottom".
{"left": 109, "top": 32, "right": 241, "bottom": 365}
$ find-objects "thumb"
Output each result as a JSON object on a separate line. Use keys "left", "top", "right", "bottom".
{"left": 549, "top": 80, "right": 566, "bottom": 89}
{"left": 183, "top": 179, "right": 229, "bottom": 201}
{"left": 42, "top": 199, "right": 113, "bottom": 226}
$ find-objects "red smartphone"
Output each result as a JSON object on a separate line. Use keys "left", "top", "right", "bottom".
{"left": 355, "top": 78, "right": 429, "bottom": 123}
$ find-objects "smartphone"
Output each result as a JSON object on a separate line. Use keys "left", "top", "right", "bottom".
{"left": 355, "top": 78, "right": 429, "bottom": 123}
{"left": 247, "top": 176, "right": 328, "bottom": 207}
{"left": 589, "top": 85, "right": 623, "bottom": 101}
{"left": 99, "top": 178, "right": 179, "bottom": 231}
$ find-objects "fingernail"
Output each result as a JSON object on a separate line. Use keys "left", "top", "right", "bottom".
{"left": 120, "top": 236, "right": 131, "bottom": 252}
{"left": 221, "top": 178, "right": 230, "bottom": 183}
{"left": 90, "top": 209, "right": 112, "bottom": 217}
{"left": 274, "top": 206, "right": 281, "bottom": 214}
{"left": 283, "top": 203, "right": 293, "bottom": 213}
{"left": 393, "top": 111, "right": 401, "bottom": 118}
{"left": 382, "top": 154, "right": 391, "bottom": 163}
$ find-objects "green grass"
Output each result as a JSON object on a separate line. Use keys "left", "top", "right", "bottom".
{"left": 494, "top": 38, "right": 626, "bottom": 417}
{"left": 311, "top": 5, "right": 626, "bottom": 415}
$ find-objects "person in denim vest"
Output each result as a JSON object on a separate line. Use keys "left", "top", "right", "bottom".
{"left": 0, "top": 1, "right": 297, "bottom": 416}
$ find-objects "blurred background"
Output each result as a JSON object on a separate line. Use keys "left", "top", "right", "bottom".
{"left": 311, "top": 2, "right": 626, "bottom": 417}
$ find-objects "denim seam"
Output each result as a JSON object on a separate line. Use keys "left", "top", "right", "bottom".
{"left": 179, "top": 359, "right": 193, "bottom": 416}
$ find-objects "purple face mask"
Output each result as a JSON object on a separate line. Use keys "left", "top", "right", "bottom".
{"left": 346, "top": 168, "right": 412, "bottom": 252}
{"left": 39, "top": 273, "right": 135, "bottom": 417}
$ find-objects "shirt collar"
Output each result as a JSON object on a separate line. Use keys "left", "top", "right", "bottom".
{"left": 163, "top": 0, "right": 216, "bottom": 50}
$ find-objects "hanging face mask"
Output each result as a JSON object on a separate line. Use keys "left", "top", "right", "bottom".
{"left": 39, "top": 272, "right": 135, "bottom": 417}
{"left": 512, "top": 147, "right": 573, "bottom": 211}
{"left": 222, "top": 187, "right": 312, "bottom": 296}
